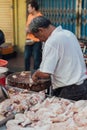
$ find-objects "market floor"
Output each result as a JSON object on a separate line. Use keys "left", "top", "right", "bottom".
{"left": 7, "top": 52, "right": 34, "bottom": 73}
{"left": 7, "top": 52, "right": 25, "bottom": 73}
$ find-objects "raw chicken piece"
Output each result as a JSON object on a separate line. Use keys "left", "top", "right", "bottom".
{"left": 12, "top": 75, "right": 17, "bottom": 78}
{"left": 6, "top": 113, "right": 31, "bottom": 129}
{"left": 20, "top": 71, "right": 26, "bottom": 76}
{"left": 50, "top": 122, "right": 71, "bottom": 130}
{"left": 48, "top": 102, "right": 64, "bottom": 114}
{"left": 50, "top": 118, "right": 78, "bottom": 130}
{"left": 7, "top": 125, "right": 21, "bottom": 130}
{"left": 6, "top": 113, "right": 28, "bottom": 128}
{"left": 34, "top": 125, "right": 51, "bottom": 130}
{"left": 50, "top": 102, "right": 73, "bottom": 123}
{"left": 35, "top": 108, "right": 56, "bottom": 121}
{"left": 72, "top": 100, "right": 87, "bottom": 113}
{"left": 21, "top": 118, "right": 31, "bottom": 127}
{"left": 6, "top": 119, "right": 23, "bottom": 128}
{"left": 24, "top": 110, "right": 35, "bottom": 120}
{"left": 0, "top": 99, "right": 12, "bottom": 115}
{"left": 65, "top": 118, "right": 78, "bottom": 130}
{"left": 74, "top": 109, "right": 87, "bottom": 127}
{"left": 30, "top": 102, "right": 41, "bottom": 112}
{"left": 20, "top": 125, "right": 51, "bottom": 130}
{"left": 29, "top": 91, "right": 45, "bottom": 105}
{"left": 15, "top": 113, "right": 32, "bottom": 127}
{"left": 51, "top": 111, "right": 73, "bottom": 123}
{"left": 73, "top": 104, "right": 87, "bottom": 127}
{"left": 59, "top": 98, "right": 71, "bottom": 106}
{"left": 78, "top": 126, "right": 87, "bottom": 130}
{"left": 15, "top": 113, "right": 26, "bottom": 120}
{"left": 31, "top": 118, "right": 52, "bottom": 127}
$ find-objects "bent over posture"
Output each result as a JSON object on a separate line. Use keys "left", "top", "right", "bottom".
{"left": 29, "top": 16, "right": 87, "bottom": 101}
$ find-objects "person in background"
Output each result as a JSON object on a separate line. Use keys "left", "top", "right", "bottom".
{"left": 24, "top": 0, "right": 42, "bottom": 71}
{"left": 29, "top": 16, "right": 87, "bottom": 101}
{"left": 0, "top": 29, "right": 5, "bottom": 45}
{"left": 0, "top": 29, "right": 5, "bottom": 58}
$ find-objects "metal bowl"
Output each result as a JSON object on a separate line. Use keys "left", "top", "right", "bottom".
{"left": 7, "top": 71, "right": 51, "bottom": 92}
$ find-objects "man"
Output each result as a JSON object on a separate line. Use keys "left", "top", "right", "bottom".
{"left": 24, "top": 0, "right": 42, "bottom": 71}
{"left": 29, "top": 16, "right": 87, "bottom": 101}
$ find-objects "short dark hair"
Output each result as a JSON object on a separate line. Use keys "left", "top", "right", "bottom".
{"left": 29, "top": 16, "right": 51, "bottom": 33}
{"left": 27, "top": 0, "right": 39, "bottom": 11}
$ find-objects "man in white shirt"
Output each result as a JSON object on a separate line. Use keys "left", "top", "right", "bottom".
{"left": 29, "top": 16, "right": 87, "bottom": 100}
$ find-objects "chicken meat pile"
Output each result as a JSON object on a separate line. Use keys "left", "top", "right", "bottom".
{"left": 0, "top": 89, "right": 45, "bottom": 117}
{"left": 6, "top": 97, "right": 87, "bottom": 130}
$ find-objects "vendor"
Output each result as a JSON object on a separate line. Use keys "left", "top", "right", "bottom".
{"left": 29, "top": 16, "right": 87, "bottom": 101}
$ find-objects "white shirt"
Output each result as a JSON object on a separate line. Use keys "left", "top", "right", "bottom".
{"left": 40, "top": 26, "right": 87, "bottom": 89}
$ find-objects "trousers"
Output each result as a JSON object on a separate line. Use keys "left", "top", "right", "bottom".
{"left": 52, "top": 79, "right": 87, "bottom": 101}
{"left": 24, "top": 42, "right": 42, "bottom": 71}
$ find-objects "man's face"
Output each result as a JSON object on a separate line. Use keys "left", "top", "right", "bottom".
{"left": 33, "top": 28, "right": 47, "bottom": 42}
{"left": 28, "top": 4, "right": 34, "bottom": 14}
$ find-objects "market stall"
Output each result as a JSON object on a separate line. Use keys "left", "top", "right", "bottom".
{"left": 0, "top": 71, "right": 87, "bottom": 130}
{"left": 1, "top": 88, "right": 87, "bottom": 130}
{"left": 0, "top": 71, "right": 51, "bottom": 129}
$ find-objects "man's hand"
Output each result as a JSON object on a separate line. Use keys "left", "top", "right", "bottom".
{"left": 32, "top": 70, "right": 50, "bottom": 82}
{"left": 32, "top": 71, "right": 39, "bottom": 82}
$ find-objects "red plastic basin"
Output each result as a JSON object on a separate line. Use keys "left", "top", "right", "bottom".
{"left": 0, "top": 59, "right": 8, "bottom": 67}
